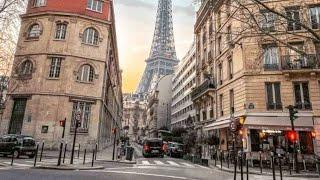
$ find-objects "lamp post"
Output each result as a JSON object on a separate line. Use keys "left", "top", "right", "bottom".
{"left": 70, "top": 107, "right": 81, "bottom": 164}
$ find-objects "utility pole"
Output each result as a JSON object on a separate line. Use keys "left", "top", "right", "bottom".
{"left": 286, "top": 105, "right": 299, "bottom": 173}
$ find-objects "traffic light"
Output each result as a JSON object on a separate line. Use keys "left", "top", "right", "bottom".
{"left": 311, "top": 131, "right": 316, "bottom": 139}
{"left": 76, "top": 120, "right": 81, "bottom": 128}
{"left": 288, "top": 105, "right": 298, "bottom": 121}
{"left": 287, "top": 130, "right": 298, "bottom": 143}
{"left": 112, "top": 128, "right": 117, "bottom": 134}
{"left": 59, "top": 120, "right": 66, "bottom": 127}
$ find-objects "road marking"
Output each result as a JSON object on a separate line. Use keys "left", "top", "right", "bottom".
{"left": 167, "top": 161, "right": 180, "bottom": 166}
{"left": 154, "top": 160, "right": 165, "bottom": 165}
{"left": 104, "top": 170, "right": 198, "bottom": 180}
{"left": 3, "top": 162, "right": 30, "bottom": 167}
{"left": 194, "top": 164, "right": 211, "bottom": 170}
{"left": 180, "top": 162, "right": 194, "bottom": 167}
{"left": 141, "top": 160, "right": 151, "bottom": 165}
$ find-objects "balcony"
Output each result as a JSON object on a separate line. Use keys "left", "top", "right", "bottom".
{"left": 281, "top": 54, "right": 320, "bottom": 71}
{"left": 191, "top": 79, "right": 216, "bottom": 100}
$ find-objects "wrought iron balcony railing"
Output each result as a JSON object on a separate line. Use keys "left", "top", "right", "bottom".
{"left": 281, "top": 54, "right": 320, "bottom": 70}
{"left": 191, "top": 80, "right": 215, "bottom": 100}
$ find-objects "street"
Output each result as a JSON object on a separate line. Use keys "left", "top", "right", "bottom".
{"left": 0, "top": 146, "right": 315, "bottom": 180}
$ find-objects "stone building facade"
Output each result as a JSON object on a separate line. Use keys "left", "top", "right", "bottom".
{"left": 193, "top": 0, "right": 320, "bottom": 159}
{"left": 123, "top": 93, "right": 147, "bottom": 141}
{"left": 171, "top": 43, "right": 197, "bottom": 129}
{"left": 0, "top": 0, "right": 122, "bottom": 150}
{"left": 146, "top": 74, "right": 173, "bottom": 138}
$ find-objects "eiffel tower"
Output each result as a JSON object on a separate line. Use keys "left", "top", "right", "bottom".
{"left": 136, "top": 0, "right": 179, "bottom": 94}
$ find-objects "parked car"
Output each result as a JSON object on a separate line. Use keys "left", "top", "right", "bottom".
{"left": 167, "top": 142, "right": 184, "bottom": 158}
{"left": 142, "top": 138, "right": 164, "bottom": 158}
{"left": 0, "top": 134, "right": 37, "bottom": 158}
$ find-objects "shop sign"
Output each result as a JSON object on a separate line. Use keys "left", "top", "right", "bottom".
{"left": 262, "top": 130, "right": 282, "bottom": 134}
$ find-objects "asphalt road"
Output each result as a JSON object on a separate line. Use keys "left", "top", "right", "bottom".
{"left": 0, "top": 147, "right": 314, "bottom": 180}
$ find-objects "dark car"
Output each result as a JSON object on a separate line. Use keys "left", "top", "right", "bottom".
{"left": 142, "top": 138, "right": 164, "bottom": 158}
{"left": 168, "top": 142, "right": 184, "bottom": 158}
{"left": 0, "top": 134, "right": 37, "bottom": 158}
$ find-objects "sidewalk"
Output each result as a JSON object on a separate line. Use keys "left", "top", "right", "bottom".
{"left": 208, "top": 159, "right": 320, "bottom": 178}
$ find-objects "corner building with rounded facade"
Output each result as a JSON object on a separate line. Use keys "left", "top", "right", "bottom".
{"left": 0, "top": 0, "right": 123, "bottom": 150}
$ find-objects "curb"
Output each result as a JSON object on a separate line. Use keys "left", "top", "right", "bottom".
{"left": 211, "top": 165, "right": 320, "bottom": 178}
{"left": 96, "top": 159, "right": 136, "bottom": 164}
{"left": 32, "top": 165, "right": 104, "bottom": 171}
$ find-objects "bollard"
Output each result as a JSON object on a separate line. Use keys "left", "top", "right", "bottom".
{"left": 259, "top": 151, "right": 262, "bottom": 174}
{"left": 303, "top": 159, "right": 306, "bottom": 171}
{"left": 95, "top": 144, "right": 98, "bottom": 160}
{"left": 11, "top": 148, "right": 14, "bottom": 166}
{"left": 39, "top": 141, "right": 44, "bottom": 162}
{"left": 91, "top": 149, "right": 95, "bottom": 167}
{"left": 220, "top": 151, "right": 223, "bottom": 170}
{"left": 271, "top": 153, "right": 276, "bottom": 180}
{"left": 240, "top": 153, "right": 243, "bottom": 180}
{"left": 77, "top": 144, "right": 81, "bottom": 159}
{"left": 227, "top": 152, "right": 230, "bottom": 168}
{"left": 246, "top": 158, "right": 249, "bottom": 180}
{"left": 63, "top": 143, "right": 67, "bottom": 163}
{"left": 34, "top": 144, "right": 39, "bottom": 167}
{"left": 278, "top": 156, "right": 283, "bottom": 180}
{"left": 57, "top": 142, "right": 64, "bottom": 166}
{"left": 214, "top": 151, "right": 217, "bottom": 166}
{"left": 83, "top": 149, "right": 87, "bottom": 165}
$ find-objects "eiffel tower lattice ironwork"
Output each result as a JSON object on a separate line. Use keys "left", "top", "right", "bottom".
{"left": 136, "top": 0, "right": 179, "bottom": 94}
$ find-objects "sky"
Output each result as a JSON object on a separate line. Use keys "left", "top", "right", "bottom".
{"left": 114, "top": 0, "right": 197, "bottom": 93}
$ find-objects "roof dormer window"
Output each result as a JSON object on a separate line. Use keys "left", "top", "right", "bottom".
{"left": 87, "top": 0, "right": 103, "bottom": 13}
{"left": 34, "top": 0, "right": 46, "bottom": 7}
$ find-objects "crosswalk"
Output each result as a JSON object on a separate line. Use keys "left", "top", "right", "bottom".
{"left": 138, "top": 160, "right": 195, "bottom": 168}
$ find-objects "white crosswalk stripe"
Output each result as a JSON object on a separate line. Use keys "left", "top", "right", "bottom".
{"left": 141, "top": 160, "right": 151, "bottom": 165}
{"left": 154, "top": 160, "right": 165, "bottom": 165}
{"left": 180, "top": 162, "right": 194, "bottom": 167}
{"left": 166, "top": 161, "right": 180, "bottom": 166}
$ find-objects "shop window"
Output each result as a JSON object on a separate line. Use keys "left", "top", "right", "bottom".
{"left": 250, "top": 130, "right": 261, "bottom": 152}
{"left": 293, "top": 82, "right": 312, "bottom": 110}
{"left": 265, "top": 82, "right": 282, "bottom": 110}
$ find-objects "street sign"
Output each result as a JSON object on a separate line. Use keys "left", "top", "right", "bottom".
{"left": 230, "top": 119, "right": 238, "bottom": 133}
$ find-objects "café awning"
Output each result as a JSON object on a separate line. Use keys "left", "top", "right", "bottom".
{"left": 244, "top": 116, "right": 314, "bottom": 131}
{"left": 204, "top": 120, "right": 231, "bottom": 131}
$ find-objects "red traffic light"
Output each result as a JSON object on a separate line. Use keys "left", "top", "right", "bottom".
{"left": 112, "top": 128, "right": 117, "bottom": 134}
{"left": 287, "top": 131, "right": 298, "bottom": 142}
{"left": 59, "top": 120, "right": 66, "bottom": 127}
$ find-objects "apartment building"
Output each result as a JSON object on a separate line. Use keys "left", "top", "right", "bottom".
{"left": 171, "top": 43, "right": 197, "bottom": 129}
{"left": 0, "top": 0, "right": 123, "bottom": 150}
{"left": 193, "top": 0, "right": 320, "bottom": 159}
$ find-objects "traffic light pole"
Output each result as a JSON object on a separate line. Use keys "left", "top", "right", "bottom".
{"left": 287, "top": 105, "right": 299, "bottom": 173}
{"left": 57, "top": 118, "right": 66, "bottom": 166}
{"left": 112, "top": 129, "right": 117, "bottom": 161}
{"left": 70, "top": 124, "right": 78, "bottom": 164}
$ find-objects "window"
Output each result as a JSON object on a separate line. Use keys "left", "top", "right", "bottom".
{"left": 263, "top": 45, "right": 279, "bottom": 70}
{"left": 55, "top": 23, "right": 67, "bottom": 40}
{"left": 77, "top": 64, "right": 94, "bottom": 82}
{"left": 261, "top": 11, "right": 276, "bottom": 31}
{"left": 284, "top": 43, "right": 308, "bottom": 69}
{"left": 34, "top": 0, "right": 46, "bottom": 7}
{"left": 227, "top": 25, "right": 232, "bottom": 45}
{"left": 217, "top": 36, "right": 222, "bottom": 54}
{"left": 71, "top": 102, "right": 92, "bottom": 133}
{"left": 228, "top": 57, "right": 233, "bottom": 79}
{"left": 217, "top": 10, "right": 221, "bottom": 28}
{"left": 226, "top": 0, "right": 231, "bottom": 17}
{"left": 265, "top": 82, "right": 282, "bottom": 110}
{"left": 230, "top": 89, "right": 234, "bottom": 114}
{"left": 293, "top": 82, "right": 312, "bottom": 110}
{"left": 87, "top": 0, "right": 103, "bottom": 12}
{"left": 219, "top": 94, "right": 224, "bottom": 116}
{"left": 286, "top": 8, "right": 301, "bottom": 31}
{"left": 310, "top": 6, "right": 320, "bottom": 29}
{"left": 82, "top": 28, "right": 99, "bottom": 45}
{"left": 218, "top": 63, "right": 223, "bottom": 85}
{"left": 49, "top": 57, "right": 62, "bottom": 78}
{"left": 20, "top": 60, "right": 33, "bottom": 75}
{"left": 28, "top": 24, "right": 41, "bottom": 39}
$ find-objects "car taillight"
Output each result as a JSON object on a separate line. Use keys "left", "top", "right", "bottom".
{"left": 144, "top": 145, "right": 150, "bottom": 151}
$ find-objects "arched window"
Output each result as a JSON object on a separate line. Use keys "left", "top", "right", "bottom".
{"left": 20, "top": 60, "right": 33, "bottom": 75}
{"left": 77, "top": 64, "right": 94, "bottom": 82}
{"left": 82, "top": 28, "right": 99, "bottom": 45}
{"left": 28, "top": 24, "right": 41, "bottom": 39}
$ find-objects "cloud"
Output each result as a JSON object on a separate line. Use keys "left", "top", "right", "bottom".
{"left": 117, "top": 0, "right": 155, "bottom": 10}
{"left": 173, "top": 4, "right": 195, "bottom": 16}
